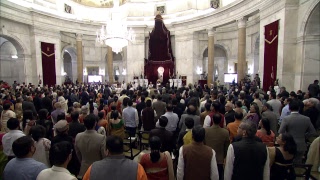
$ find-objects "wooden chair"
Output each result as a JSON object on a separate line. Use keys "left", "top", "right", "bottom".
{"left": 123, "top": 131, "right": 141, "bottom": 160}
{"left": 138, "top": 130, "right": 150, "bottom": 151}
{"left": 294, "top": 164, "right": 313, "bottom": 180}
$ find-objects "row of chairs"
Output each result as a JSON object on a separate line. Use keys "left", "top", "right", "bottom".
{"left": 123, "top": 130, "right": 150, "bottom": 160}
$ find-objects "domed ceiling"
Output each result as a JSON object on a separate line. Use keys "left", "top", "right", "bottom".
{"left": 73, "top": 0, "right": 127, "bottom": 8}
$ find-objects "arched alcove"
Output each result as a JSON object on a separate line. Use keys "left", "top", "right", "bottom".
{"left": 253, "top": 36, "right": 260, "bottom": 75}
{"left": 202, "top": 45, "right": 228, "bottom": 83}
{"left": 112, "top": 52, "right": 124, "bottom": 82}
{"left": 0, "top": 35, "right": 25, "bottom": 84}
{"left": 61, "top": 46, "right": 77, "bottom": 82}
{"left": 301, "top": 2, "right": 320, "bottom": 89}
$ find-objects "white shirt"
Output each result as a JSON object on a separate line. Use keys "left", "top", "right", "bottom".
{"left": 203, "top": 115, "right": 212, "bottom": 128}
{"left": 33, "top": 138, "right": 51, "bottom": 167}
{"left": 203, "top": 114, "right": 226, "bottom": 128}
{"left": 224, "top": 144, "right": 270, "bottom": 180}
{"left": 177, "top": 146, "right": 219, "bottom": 180}
{"left": 37, "top": 165, "right": 77, "bottom": 180}
{"left": 156, "top": 111, "right": 179, "bottom": 132}
{"left": 2, "top": 130, "right": 25, "bottom": 156}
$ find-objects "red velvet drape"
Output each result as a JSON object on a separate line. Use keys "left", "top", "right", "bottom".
{"left": 263, "top": 20, "right": 279, "bottom": 91}
{"left": 41, "top": 42, "right": 56, "bottom": 86}
{"left": 144, "top": 60, "right": 174, "bottom": 85}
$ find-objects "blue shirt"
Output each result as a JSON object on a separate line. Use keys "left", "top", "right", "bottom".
{"left": 3, "top": 158, "right": 47, "bottom": 180}
{"left": 122, "top": 106, "right": 138, "bottom": 128}
{"left": 279, "top": 104, "right": 290, "bottom": 124}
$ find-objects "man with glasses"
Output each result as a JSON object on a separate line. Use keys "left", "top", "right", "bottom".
{"left": 224, "top": 121, "right": 269, "bottom": 180}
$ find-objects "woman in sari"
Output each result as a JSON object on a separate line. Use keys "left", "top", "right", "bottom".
{"left": 109, "top": 110, "right": 125, "bottom": 139}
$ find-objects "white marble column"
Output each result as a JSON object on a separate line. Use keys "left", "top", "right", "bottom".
{"left": 207, "top": 29, "right": 215, "bottom": 85}
{"left": 126, "top": 31, "right": 145, "bottom": 83}
{"left": 237, "top": 18, "right": 247, "bottom": 83}
{"left": 107, "top": 46, "right": 114, "bottom": 83}
{"left": 175, "top": 32, "right": 197, "bottom": 85}
{"left": 76, "top": 34, "right": 83, "bottom": 83}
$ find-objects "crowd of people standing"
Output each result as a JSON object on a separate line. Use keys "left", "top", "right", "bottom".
{"left": 0, "top": 78, "right": 319, "bottom": 180}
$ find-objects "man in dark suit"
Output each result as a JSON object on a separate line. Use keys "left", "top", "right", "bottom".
{"left": 136, "top": 96, "right": 146, "bottom": 130}
{"left": 141, "top": 100, "right": 156, "bottom": 131}
{"left": 308, "top": 80, "right": 319, "bottom": 97}
{"left": 150, "top": 116, "right": 175, "bottom": 153}
{"left": 279, "top": 86, "right": 289, "bottom": 98}
{"left": 80, "top": 88, "right": 89, "bottom": 106}
{"left": 261, "top": 103, "right": 278, "bottom": 136}
{"left": 22, "top": 96, "right": 37, "bottom": 116}
{"left": 279, "top": 100, "right": 316, "bottom": 163}
{"left": 41, "top": 92, "right": 53, "bottom": 113}
{"left": 205, "top": 114, "right": 229, "bottom": 180}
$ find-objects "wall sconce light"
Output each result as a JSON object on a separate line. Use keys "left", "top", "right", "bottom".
{"left": 11, "top": 55, "right": 18, "bottom": 59}
{"left": 83, "top": 69, "right": 87, "bottom": 75}
{"left": 196, "top": 66, "right": 202, "bottom": 75}
{"left": 62, "top": 72, "right": 67, "bottom": 76}
{"left": 99, "top": 69, "right": 105, "bottom": 75}
{"left": 122, "top": 68, "right": 127, "bottom": 75}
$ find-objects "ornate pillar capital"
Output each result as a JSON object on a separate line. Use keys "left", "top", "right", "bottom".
{"left": 237, "top": 17, "right": 248, "bottom": 28}
{"left": 207, "top": 28, "right": 216, "bottom": 37}
{"left": 76, "top": 33, "right": 83, "bottom": 41}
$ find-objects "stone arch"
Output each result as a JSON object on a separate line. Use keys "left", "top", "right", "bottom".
{"left": 61, "top": 45, "right": 77, "bottom": 82}
{"left": 300, "top": 2, "right": 320, "bottom": 90}
{"left": 202, "top": 44, "right": 228, "bottom": 82}
{"left": 299, "top": 1, "right": 320, "bottom": 37}
{"left": 0, "top": 34, "right": 26, "bottom": 84}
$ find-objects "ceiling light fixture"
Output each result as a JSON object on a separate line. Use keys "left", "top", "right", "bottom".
{"left": 96, "top": 0, "right": 135, "bottom": 54}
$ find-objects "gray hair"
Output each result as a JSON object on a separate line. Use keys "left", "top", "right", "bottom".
{"left": 239, "top": 121, "right": 257, "bottom": 138}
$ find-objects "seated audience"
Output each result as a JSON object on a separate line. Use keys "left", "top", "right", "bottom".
{"left": 138, "top": 136, "right": 174, "bottom": 180}
{"left": 3, "top": 136, "right": 47, "bottom": 180}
